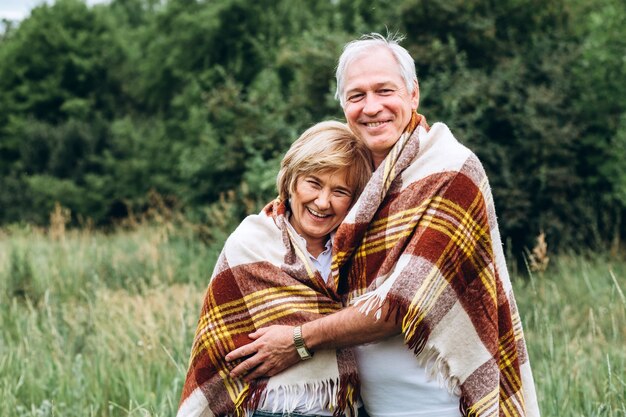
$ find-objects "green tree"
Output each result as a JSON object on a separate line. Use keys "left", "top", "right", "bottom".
{"left": 0, "top": 0, "right": 624, "bottom": 254}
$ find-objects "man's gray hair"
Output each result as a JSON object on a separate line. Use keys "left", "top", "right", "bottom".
{"left": 334, "top": 32, "right": 417, "bottom": 108}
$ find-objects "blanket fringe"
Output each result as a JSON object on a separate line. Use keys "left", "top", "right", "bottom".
{"left": 336, "top": 372, "right": 360, "bottom": 417}
{"left": 237, "top": 376, "right": 359, "bottom": 417}
{"left": 412, "top": 345, "right": 461, "bottom": 396}
{"left": 233, "top": 380, "right": 267, "bottom": 417}
{"left": 352, "top": 291, "right": 385, "bottom": 319}
{"left": 352, "top": 287, "right": 404, "bottom": 325}
{"left": 460, "top": 395, "right": 477, "bottom": 417}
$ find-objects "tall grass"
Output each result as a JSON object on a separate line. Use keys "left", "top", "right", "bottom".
{"left": 0, "top": 223, "right": 219, "bottom": 417}
{"left": 1, "top": 224, "right": 624, "bottom": 416}
{"left": 515, "top": 254, "right": 626, "bottom": 416}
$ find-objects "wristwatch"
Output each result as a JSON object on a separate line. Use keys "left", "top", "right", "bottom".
{"left": 293, "top": 325, "right": 313, "bottom": 360}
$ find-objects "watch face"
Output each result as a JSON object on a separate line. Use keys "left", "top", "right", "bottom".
{"left": 296, "top": 346, "right": 312, "bottom": 359}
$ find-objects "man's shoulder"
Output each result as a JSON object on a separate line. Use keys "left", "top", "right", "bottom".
{"left": 395, "top": 122, "right": 491, "bottom": 195}
{"left": 428, "top": 122, "right": 474, "bottom": 155}
{"left": 402, "top": 123, "right": 475, "bottom": 178}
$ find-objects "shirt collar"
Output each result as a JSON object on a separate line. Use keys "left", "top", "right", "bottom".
{"left": 285, "top": 218, "right": 334, "bottom": 258}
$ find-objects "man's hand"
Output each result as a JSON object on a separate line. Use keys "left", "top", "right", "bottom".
{"left": 225, "top": 325, "right": 300, "bottom": 381}
{"left": 225, "top": 305, "right": 401, "bottom": 382}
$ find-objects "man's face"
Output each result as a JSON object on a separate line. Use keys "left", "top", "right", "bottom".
{"left": 342, "top": 47, "right": 419, "bottom": 167}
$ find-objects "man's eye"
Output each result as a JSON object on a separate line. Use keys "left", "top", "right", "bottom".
{"left": 347, "top": 93, "right": 364, "bottom": 102}
{"left": 379, "top": 89, "right": 393, "bottom": 95}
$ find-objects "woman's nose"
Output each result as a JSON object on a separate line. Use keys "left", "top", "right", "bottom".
{"left": 315, "top": 191, "right": 331, "bottom": 209}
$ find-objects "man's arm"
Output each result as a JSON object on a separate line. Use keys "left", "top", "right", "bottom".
{"left": 225, "top": 303, "right": 401, "bottom": 381}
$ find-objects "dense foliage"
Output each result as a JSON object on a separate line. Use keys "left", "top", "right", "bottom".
{"left": 1, "top": 0, "right": 625, "bottom": 254}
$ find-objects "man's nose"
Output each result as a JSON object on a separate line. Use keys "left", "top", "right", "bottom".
{"left": 362, "top": 94, "right": 382, "bottom": 115}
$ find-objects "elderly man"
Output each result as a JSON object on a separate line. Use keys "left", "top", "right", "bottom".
{"left": 226, "top": 33, "right": 540, "bottom": 417}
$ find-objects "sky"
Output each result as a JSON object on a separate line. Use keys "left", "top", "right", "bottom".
{"left": 0, "top": 0, "right": 109, "bottom": 21}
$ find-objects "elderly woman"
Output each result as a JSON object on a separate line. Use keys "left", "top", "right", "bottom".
{"left": 177, "top": 121, "right": 372, "bottom": 417}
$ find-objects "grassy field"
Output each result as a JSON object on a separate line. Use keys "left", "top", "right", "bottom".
{"left": 1, "top": 223, "right": 624, "bottom": 416}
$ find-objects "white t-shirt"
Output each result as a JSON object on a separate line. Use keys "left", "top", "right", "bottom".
{"left": 354, "top": 334, "right": 461, "bottom": 417}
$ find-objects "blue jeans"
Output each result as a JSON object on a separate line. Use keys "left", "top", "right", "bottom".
{"left": 252, "top": 407, "right": 369, "bottom": 417}
{"left": 252, "top": 411, "right": 328, "bottom": 417}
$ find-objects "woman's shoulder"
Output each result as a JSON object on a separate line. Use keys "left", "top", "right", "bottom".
{"left": 222, "top": 209, "right": 287, "bottom": 268}
{"left": 228, "top": 208, "right": 280, "bottom": 242}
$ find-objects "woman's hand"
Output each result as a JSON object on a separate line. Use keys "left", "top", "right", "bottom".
{"left": 225, "top": 325, "right": 301, "bottom": 381}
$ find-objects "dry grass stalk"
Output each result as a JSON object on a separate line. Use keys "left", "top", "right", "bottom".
{"left": 527, "top": 231, "right": 550, "bottom": 273}
{"left": 49, "top": 202, "right": 71, "bottom": 241}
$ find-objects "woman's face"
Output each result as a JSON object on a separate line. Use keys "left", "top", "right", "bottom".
{"left": 289, "top": 168, "right": 354, "bottom": 249}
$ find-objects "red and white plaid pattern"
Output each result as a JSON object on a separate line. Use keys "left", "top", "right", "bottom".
{"left": 331, "top": 113, "right": 540, "bottom": 417}
{"left": 178, "top": 201, "right": 359, "bottom": 417}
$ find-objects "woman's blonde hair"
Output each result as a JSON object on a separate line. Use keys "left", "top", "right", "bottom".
{"left": 277, "top": 121, "right": 373, "bottom": 202}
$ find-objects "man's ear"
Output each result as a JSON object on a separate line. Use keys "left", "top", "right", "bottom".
{"left": 411, "top": 79, "right": 420, "bottom": 111}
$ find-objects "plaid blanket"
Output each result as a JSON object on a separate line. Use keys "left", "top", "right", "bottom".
{"left": 331, "top": 113, "right": 540, "bottom": 417}
{"left": 177, "top": 200, "right": 359, "bottom": 417}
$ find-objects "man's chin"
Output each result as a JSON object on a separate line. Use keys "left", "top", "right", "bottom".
{"left": 363, "top": 134, "right": 394, "bottom": 147}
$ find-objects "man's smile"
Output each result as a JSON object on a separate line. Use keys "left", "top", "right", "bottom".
{"left": 364, "top": 121, "right": 390, "bottom": 128}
